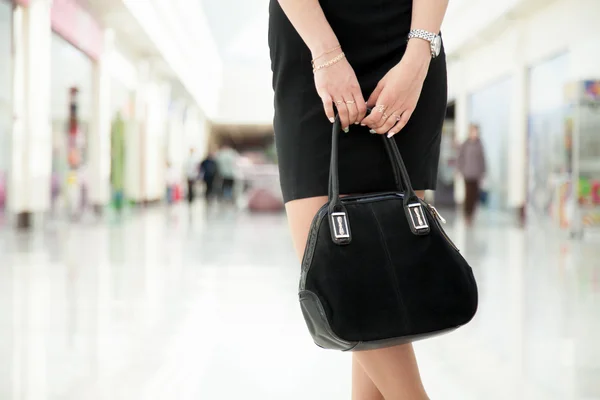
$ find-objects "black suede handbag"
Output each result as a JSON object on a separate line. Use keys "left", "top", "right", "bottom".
{"left": 299, "top": 116, "right": 478, "bottom": 352}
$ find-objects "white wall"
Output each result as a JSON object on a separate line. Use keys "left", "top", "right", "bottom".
{"left": 214, "top": 11, "right": 274, "bottom": 125}
{"left": 50, "top": 34, "right": 93, "bottom": 122}
{"left": 216, "top": 62, "right": 274, "bottom": 125}
{"left": 10, "top": 0, "right": 53, "bottom": 213}
{"left": 447, "top": 0, "right": 600, "bottom": 208}
{"left": 0, "top": 1, "right": 12, "bottom": 176}
{"left": 123, "top": 0, "right": 223, "bottom": 120}
{"left": 0, "top": 1, "right": 11, "bottom": 108}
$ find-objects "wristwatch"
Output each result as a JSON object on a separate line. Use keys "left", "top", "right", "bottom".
{"left": 408, "top": 29, "right": 442, "bottom": 58}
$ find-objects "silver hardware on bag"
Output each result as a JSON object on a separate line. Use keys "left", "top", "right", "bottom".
{"left": 331, "top": 212, "right": 350, "bottom": 240}
{"left": 408, "top": 203, "right": 429, "bottom": 231}
{"left": 408, "top": 29, "right": 442, "bottom": 58}
{"left": 429, "top": 205, "right": 447, "bottom": 224}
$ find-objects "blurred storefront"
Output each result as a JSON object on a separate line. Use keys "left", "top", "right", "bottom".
{"left": 446, "top": 0, "right": 600, "bottom": 226}
{"left": 526, "top": 53, "right": 570, "bottom": 226}
{"left": 0, "top": 0, "right": 12, "bottom": 213}
{"left": 49, "top": 34, "right": 95, "bottom": 218}
{"left": 107, "top": 53, "right": 136, "bottom": 211}
{"left": 3, "top": 0, "right": 213, "bottom": 229}
{"left": 48, "top": 0, "right": 103, "bottom": 219}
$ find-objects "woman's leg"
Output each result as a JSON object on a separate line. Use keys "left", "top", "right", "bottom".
{"left": 286, "top": 191, "right": 429, "bottom": 399}
{"left": 286, "top": 196, "right": 384, "bottom": 400}
{"left": 464, "top": 180, "right": 477, "bottom": 225}
{"left": 352, "top": 356, "right": 384, "bottom": 400}
{"left": 351, "top": 190, "right": 428, "bottom": 400}
{"left": 353, "top": 344, "right": 428, "bottom": 400}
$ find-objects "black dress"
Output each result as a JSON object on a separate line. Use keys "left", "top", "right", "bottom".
{"left": 269, "top": 0, "right": 447, "bottom": 203}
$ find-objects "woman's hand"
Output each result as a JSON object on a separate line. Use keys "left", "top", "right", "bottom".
{"left": 361, "top": 40, "right": 431, "bottom": 137}
{"left": 314, "top": 54, "right": 367, "bottom": 132}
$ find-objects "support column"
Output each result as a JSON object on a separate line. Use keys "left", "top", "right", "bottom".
{"left": 507, "top": 29, "right": 528, "bottom": 220}
{"left": 88, "top": 29, "right": 113, "bottom": 213}
{"left": 124, "top": 61, "right": 150, "bottom": 203}
{"left": 10, "top": 0, "right": 52, "bottom": 229}
{"left": 125, "top": 62, "right": 170, "bottom": 204}
{"left": 453, "top": 58, "right": 469, "bottom": 205}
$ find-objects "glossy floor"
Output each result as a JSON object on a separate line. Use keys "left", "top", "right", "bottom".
{"left": 0, "top": 203, "right": 599, "bottom": 400}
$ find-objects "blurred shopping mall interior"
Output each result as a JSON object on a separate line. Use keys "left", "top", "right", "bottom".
{"left": 0, "top": 0, "right": 600, "bottom": 399}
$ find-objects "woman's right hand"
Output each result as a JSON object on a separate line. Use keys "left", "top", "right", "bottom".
{"left": 314, "top": 55, "right": 367, "bottom": 132}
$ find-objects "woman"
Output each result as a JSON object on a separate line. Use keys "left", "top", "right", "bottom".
{"left": 269, "top": 0, "right": 448, "bottom": 398}
{"left": 458, "top": 124, "right": 487, "bottom": 226}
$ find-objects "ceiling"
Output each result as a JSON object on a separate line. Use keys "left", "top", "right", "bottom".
{"left": 200, "top": 0, "right": 270, "bottom": 62}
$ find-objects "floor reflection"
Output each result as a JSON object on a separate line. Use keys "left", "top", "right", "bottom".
{"left": 0, "top": 203, "right": 598, "bottom": 399}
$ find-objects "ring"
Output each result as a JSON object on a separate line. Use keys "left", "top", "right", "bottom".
{"left": 335, "top": 100, "right": 344, "bottom": 106}
{"left": 375, "top": 104, "right": 386, "bottom": 113}
{"left": 345, "top": 100, "right": 355, "bottom": 104}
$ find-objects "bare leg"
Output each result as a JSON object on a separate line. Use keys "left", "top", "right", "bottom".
{"left": 352, "top": 356, "right": 384, "bottom": 400}
{"left": 286, "top": 191, "right": 428, "bottom": 400}
{"left": 286, "top": 196, "right": 383, "bottom": 399}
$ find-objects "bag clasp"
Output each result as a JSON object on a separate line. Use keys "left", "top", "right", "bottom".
{"left": 330, "top": 211, "right": 351, "bottom": 245}
{"left": 406, "top": 203, "right": 430, "bottom": 235}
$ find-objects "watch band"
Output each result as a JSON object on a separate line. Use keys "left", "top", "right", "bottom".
{"left": 408, "top": 29, "right": 437, "bottom": 43}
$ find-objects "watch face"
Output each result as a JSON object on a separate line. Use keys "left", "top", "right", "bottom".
{"left": 432, "top": 36, "right": 442, "bottom": 57}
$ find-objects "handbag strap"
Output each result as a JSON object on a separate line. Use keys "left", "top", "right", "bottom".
{"left": 327, "top": 111, "right": 430, "bottom": 244}
{"left": 327, "top": 123, "right": 404, "bottom": 199}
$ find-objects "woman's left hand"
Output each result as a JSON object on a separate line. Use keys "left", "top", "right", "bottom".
{"left": 361, "top": 40, "right": 432, "bottom": 137}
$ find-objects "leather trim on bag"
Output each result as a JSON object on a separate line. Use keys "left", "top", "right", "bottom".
{"left": 299, "top": 208, "right": 328, "bottom": 291}
{"left": 352, "top": 327, "right": 458, "bottom": 352}
{"left": 299, "top": 290, "right": 358, "bottom": 351}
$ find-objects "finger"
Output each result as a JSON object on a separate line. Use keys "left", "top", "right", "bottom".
{"left": 353, "top": 91, "right": 367, "bottom": 123}
{"left": 322, "top": 96, "right": 335, "bottom": 123}
{"left": 373, "top": 110, "right": 402, "bottom": 134}
{"left": 371, "top": 106, "right": 397, "bottom": 130}
{"left": 387, "top": 110, "right": 413, "bottom": 138}
{"left": 367, "top": 80, "right": 385, "bottom": 107}
{"left": 344, "top": 97, "right": 359, "bottom": 126}
{"left": 362, "top": 102, "right": 387, "bottom": 129}
{"left": 335, "top": 99, "right": 350, "bottom": 132}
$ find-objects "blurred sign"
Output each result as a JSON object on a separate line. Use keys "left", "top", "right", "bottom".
{"left": 564, "top": 80, "right": 600, "bottom": 233}
{"left": 50, "top": 0, "right": 103, "bottom": 61}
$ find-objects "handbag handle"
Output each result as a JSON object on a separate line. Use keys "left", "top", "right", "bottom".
{"left": 328, "top": 110, "right": 419, "bottom": 205}
{"left": 327, "top": 111, "right": 430, "bottom": 244}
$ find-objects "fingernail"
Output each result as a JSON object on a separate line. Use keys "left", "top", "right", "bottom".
{"left": 343, "top": 127, "right": 350, "bottom": 133}
{"left": 387, "top": 132, "right": 395, "bottom": 138}
{"left": 329, "top": 117, "right": 335, "bottom": 123}
{"left": 354, "top": 122, "right": 359, "bottom": 125}
{"left": 370, "top": 129, "right": 376, "bottom": 134}
{"left": 360, "top": 123, "right": 366, "bottom": 126}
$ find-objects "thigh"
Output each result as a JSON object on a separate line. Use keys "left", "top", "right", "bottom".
{"left": 352, "top": 355, "right": 383, "bottom": 400}
{"left": 354, "top": 344, "right": 427, "bottom": 400}
{"left": 285, "top": 196, "right": 328, "bottom": 259}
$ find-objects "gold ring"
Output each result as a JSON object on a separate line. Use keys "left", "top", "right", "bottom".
{"left": 375, "top": 104, "right": 387, "bottom": 113}
{"left": 345, "top": 100, "right": 355, "bottom": 104}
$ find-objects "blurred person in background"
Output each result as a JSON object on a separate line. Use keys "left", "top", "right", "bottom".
{"left": 270, "top": 0, "right": 449, "bottom": 397}
{"left": 185, "top": 148, "right": 199, "bottom": 205}
{"left": 166, "top": 161, "right": 178, "bottom": 205}
{"left": 458, "top": 123, "right": 486, "bottom": 226}
{"left": 199, "top": 150, "right": 218, "bottom": 202}
{"left": 216, "top": 144, "right": 239, "bottom": 203}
